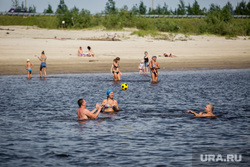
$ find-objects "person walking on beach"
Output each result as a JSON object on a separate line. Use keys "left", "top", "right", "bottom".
{"left": 144, "top": 51, "right": 149, "bottom": 75}
{"left": 77, "top": 99, "right": 103, "bottom": 120}
{"left": 149, "top": 56, "right": 160, "bottom": 83}
{"left": 38, "top": 51, "right": 47, "bottom": 78}
{"left": 138, "top": 60, "right": 144, "bottom": 75}
{"left": 101, "top": 90, "right": 119, "bottom": 112}
{"left": 111, "top": 57, "right": 122, "bottom": 81}
{"left": 187, "top": 104, "right": 216, "bottom": 117}
{"left": 25, "top": 59, "right": 33, "bottom": 79}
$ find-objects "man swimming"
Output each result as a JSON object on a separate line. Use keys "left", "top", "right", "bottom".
{"left": 77, "top": 99, "right": 103, "bottom": 120}
{"left": 187, "top": 104, "right": 216, "bottom": 117}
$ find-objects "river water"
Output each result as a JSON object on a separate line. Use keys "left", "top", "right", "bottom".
{"left": 0, "top": 69, "right": 249, "bottom": 167}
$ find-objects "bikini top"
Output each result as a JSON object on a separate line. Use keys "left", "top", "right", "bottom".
{"left": 105, "top": 104, "right": 114, "bottom": 108}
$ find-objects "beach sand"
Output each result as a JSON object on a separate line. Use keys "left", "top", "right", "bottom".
{"left": 0, "top": 26, "right": 249, "bottom": 75}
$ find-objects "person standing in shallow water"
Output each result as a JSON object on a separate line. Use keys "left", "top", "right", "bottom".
{"left": 149, "top": 56, "right": 160, "bottom": 83}
{"left": 187, "top": 104, "right": 216, "bottom": 117}
{"left": 111, "top": 57, "right": 122, "bottom": 81}
{"left": 25, "top": 59, "right": 33, "bottom": 79}
{"left": 144, "top": 51, "right": 149, "bottom": 75}
{"left": 38, "top": 51, "right": 47, "bottom": 78}
{"left": 101, "top": 90, "right": 119, "bottom": 112}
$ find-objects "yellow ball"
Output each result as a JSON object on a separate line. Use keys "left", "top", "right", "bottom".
{"left": 121, "top": 83, "right": 128, "bottom": 90}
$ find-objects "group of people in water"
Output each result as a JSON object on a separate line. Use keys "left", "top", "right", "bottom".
{"left": 78, "top": 46, "right": 94, "bottom": 57}
{"left": 25, "top": 51, "right": 47, "bottom": 79}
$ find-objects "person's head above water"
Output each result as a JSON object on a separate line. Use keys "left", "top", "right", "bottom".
{"left": 78, "top": 99, "right": 86, "bottom": 107}
{"left": 205, "top": 104, "right": 214, "bottom": 113}
{"left": 106, "top": 90, "right": 114, "bottom": 99}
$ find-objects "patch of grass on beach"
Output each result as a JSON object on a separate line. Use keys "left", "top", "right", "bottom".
{"left": 131, "top": 30, "right": 160, "bottom": 37}
{"left": 0, "top": 15, "right": 58, "bottom": 29}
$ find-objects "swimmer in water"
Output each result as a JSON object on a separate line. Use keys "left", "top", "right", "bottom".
{"left": 101, "top": 90, "right": 119, "bottom": 112}
{"left": 149, "top": 56, "right": 160, "bottom": 82}
{"left": 187, "top": 104, "right": 216, "bottom": 117}
{"left": 77, "top": 99, "right": 103, "bottom": 120}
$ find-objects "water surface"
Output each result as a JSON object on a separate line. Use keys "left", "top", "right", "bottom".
{"left": 0, "top": 69, "right": 249, "bottom": 166}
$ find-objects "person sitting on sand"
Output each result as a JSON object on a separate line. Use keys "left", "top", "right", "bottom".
{"left": 87, "top": 46, "right": 94, "bottom": 57}
{"left": 149, "top": 56, "right": 160, "bottom": 82}
{"left": 77, "top": 99, "right": 103, "bottom": 120}
{"left": 138, "top": 60, "right": 144, "bottom": 75}
{"left": 38, "top": 51, "right": 47, "bottom": 78}
{"left": 163, "top": 53, "right": 177, "bottom": 57}
{"left": 101, "top": 90, "right": 119, "bottom": 113}
{"left": 25, "top": 59, "right": 33, "bottom": 79}
{"left": 78, "top": 47, "right": 83, "bottom": 57}
{"left": 187, "top": 104, "right": 216, "bottom": 117}
{"left": 110, "top": 57, "right": 122, "bottom": 81}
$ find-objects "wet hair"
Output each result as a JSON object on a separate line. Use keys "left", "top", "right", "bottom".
{"left": 41, "top": 51, "right": 45, "bottom": 54}
{"left": 87, "top": 46, "right": 91, "bottom": 50}
{"left": 78, "top": 99, "right": 84, "bottom": 107}
{"left": 208, "top": 104, "right": 214, "bottom": 111}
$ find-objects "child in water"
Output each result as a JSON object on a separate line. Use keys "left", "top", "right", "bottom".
{"left": 25, "top": 59, "right": 33, "bottom": 79}
{"left": 138, "top": 60, "right": 144, "bottom": 75}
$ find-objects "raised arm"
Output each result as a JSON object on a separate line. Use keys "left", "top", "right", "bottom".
{"left": 85, "top": 105, "right": 103, "bottom": 119}
{"left": 187, "top": 110, "right": 203, "bottom": 117}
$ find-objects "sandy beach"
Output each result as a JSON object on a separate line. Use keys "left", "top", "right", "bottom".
{"left": 0, "top": 26, "right": 249, "bottom": 75}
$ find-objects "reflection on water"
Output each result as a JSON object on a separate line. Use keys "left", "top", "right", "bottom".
{"left": 0, "top": 70, "right": 249, "bottom": 166}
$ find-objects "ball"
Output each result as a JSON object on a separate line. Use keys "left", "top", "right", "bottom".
{"left": 121, "top": 83, "right": 128, "bottom": 90}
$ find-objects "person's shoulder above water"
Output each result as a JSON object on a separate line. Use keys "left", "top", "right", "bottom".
{"left": 187, "top": 104, "right": 216, "bottom": 117}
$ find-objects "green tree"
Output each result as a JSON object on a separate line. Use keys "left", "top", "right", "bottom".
{"left": 11, "top": 0, "right": 20, "bottom": 8}
{"left": 186, "top": 3, "right": 193, "bottom": 15}
{"left": 162, "top": 3, "right": 170, "bottom": 15}
{"left": 56, "top": 0, "right": 68, "bottom": 14}
{"left": 105, "top": 0, "right": 117, "bottom": 14}
{"left": 221, "top": 5, "right": 233, "bottom": 22}
{"left": 44, "top": 4, "right": 54, "bottom": 13}
{"left": 235, "top": 0, "right": 249, "bottom": 15}
{"left": 131, "top": 4, "right": 139, "bottom": 15}
{"left": 29, "top": 5, "right": 36, "bottom": 13}
{"left": 225, "top": 2, "right": 233, "bottom": 14}
{"left": 139, "top": 1, "right": 147, "bottom": 14}
{"left": 177, "top": 0, "right": 186, "bottom": 15}
{"left": 192, "top": 0, "right": 202, "bottom": 15}
{"left": 209, "top": 3, "right": 221, "bottom": 12}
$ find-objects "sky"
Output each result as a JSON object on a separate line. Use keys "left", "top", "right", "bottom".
{"left": 0, "top": 0, "right": 247, "bottom": 14}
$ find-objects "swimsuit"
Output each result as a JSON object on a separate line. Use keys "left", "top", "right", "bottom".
{"left": 144, "top": 57, "right": 149, "bottom": 67}
{"left": 27, "top": 68, "right": 32, "bottom": 72}
{"left": 40, "top": 57, "right": 47, "bottom": 67}
{"left": 139, "top": 63, "right": 144, "bottom": 70}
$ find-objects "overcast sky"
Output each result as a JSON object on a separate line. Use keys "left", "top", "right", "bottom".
{"left": 0, "top": 0, "right": 246, "bottom": 13}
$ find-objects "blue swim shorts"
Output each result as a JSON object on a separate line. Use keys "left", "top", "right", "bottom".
{"left": 40, "top": 62, "right": 46, "bottom": 68}
{"left": 27, "top": 68, "right": 32, "bottom": 72}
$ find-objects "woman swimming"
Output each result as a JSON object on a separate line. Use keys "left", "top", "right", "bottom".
{"left": 101, "top": 90, "right": 119, "bottom": 112}
{"left": 38, "top": 51, "right": 47, "bottom": 78}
